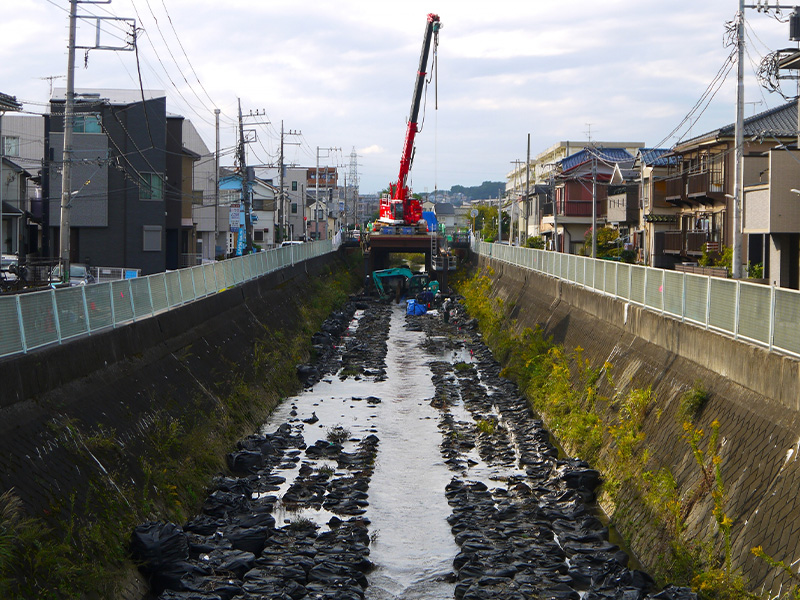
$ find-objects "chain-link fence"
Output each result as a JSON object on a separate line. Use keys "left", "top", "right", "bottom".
{"left": 474, "top": 240, "right": 797, "bottom": 357}
{"left": 0, "top": 240, "right": 335, "bottom": 359}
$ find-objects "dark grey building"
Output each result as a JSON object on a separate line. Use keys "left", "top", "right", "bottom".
{"left": 47, "top": 89, "right": 168, "bottom": 275}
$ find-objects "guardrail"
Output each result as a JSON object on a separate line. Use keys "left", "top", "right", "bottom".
{"left": 0, "top": 239, "right": 335, "bottom": 359}
{"left": 473, "top": 240, "right": 800, "bottom": 358}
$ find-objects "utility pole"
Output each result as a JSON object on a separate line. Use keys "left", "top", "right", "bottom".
{"left": 59, "top": 0, "right": 78, "bottom": 283}
{"left": 237, "top": 99, "right": 252, "bottom": 253}
{"left": 315, "top": 146, "right": 340, "bottom": 240}
{"left": 278, "top": 122, "right": 301, "bottom": 243}
{"left": 525, "top": 134, "right": 531, "bottom": 245}
{"left": 732, "top": 0, "right": 745, "bottom": 279}
{"left": 551, "top": 169, "right": 558, "bottom": 252}
{"left": 58, "top": 0, "right": 134, "bottom": 282}
{"left": 214, "top": 108, "right": 220, "bottom": 257}
{"left": 591, "top": 154, "right": 598, "bottom": 259}
{"left": 732, "top": 0, "right": 745, "bottom": 277}
{"left": 498, "top": 194, "right": 502, "bottom": 243}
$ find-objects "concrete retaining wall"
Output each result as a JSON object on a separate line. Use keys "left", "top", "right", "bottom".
{"left": 0, "top": 251, "right": 350, "bottom": 597}
{"left": 477, "top": 255, "right": 800, "bottom": 595}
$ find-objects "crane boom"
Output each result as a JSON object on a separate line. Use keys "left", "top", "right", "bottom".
{"left": 379, "top": 13, "right": 441, "bottom": 227}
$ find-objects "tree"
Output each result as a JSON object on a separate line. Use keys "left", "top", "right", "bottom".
{"left": 525, "top": 236, "right": 545, "bottom": 249}
{"left": 584, "top": 226, "right": 620, "bottom": 258}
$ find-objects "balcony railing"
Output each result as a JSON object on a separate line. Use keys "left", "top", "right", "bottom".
{"left": 663, "top": 230, "right": 709, "bottom": 255}
{"left": 665, "top": 170, "right": 724, "bottom": 202}
{"left": 665, "top": 175, "right": 685, "bottom": 201}
{"left": 687, "top": 170, "right": 724, "bottom": 197}
{"left": 555, "top": 200, "right": 596, "bottom": 217}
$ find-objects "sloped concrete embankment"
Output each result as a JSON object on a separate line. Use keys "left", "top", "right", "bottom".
{"left": 0, "top": 251, "right": 358, "bottom": 597}
{"left": 475, "top": 255, "right": 800, "bottom": 595}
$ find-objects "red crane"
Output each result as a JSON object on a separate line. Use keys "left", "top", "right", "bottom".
{"left": 378, "top": 13, "right": 441, "bottom": 227}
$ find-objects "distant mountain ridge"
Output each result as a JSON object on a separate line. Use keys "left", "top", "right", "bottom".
{"left": 449, "top": 181, "right": 504, "bottom": 201}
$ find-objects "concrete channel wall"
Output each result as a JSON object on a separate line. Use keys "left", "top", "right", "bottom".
{"left": 476, "top": 254, "right": 800, "bottom": 596}
{"left": 0, "top": 251, "right": 348, "bottom": 598}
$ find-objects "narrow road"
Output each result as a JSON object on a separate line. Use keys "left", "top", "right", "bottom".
{"left": 133, "top": 297, "right": 696, "bottom": 600}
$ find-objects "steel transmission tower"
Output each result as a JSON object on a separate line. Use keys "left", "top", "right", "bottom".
{"left": 348, "top": 148, "right": 360, "bottom": 227}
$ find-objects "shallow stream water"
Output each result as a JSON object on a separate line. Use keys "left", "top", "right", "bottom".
{"left": 260, "top": 305, "right": 459, "bottom": 599}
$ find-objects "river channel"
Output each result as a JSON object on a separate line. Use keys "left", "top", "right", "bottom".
{"left": 134, "top": 296, "right": 695, "bottom": 600}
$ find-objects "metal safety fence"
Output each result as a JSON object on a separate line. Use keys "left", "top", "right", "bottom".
{"left": 0, "top": 239, "right": 336, "bottom": 359}
{"left": 474, "top": 240, "right": 800, "bottom": 358}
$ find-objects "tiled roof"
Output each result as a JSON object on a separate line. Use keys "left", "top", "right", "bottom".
{"left": 645, "top": 214, "right": 677, "bottom": 223}
{"left": 434, "top": 202, "right": 455, "bottom": 215}
{"left": 638, "top": 148, "right": 676, "bottom": 166}
{"left": 679, "top": 101, "right": 797, "bottom": 148}
{"left": 560, "top": 147, "right": 635, "bottom": 172}
{"left": 0, "top": 92, "right": 21, "bottom": 111}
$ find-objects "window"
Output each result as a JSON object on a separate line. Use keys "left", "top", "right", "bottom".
{"left": 1, "top": 136, "right": 19, "bottom": 157}
{"left": 291, "top": 203, "right": 297, "bottom": 214}
{"left": 143, "top": 225, "right": 162, "bottom": 251}
{"left": 73, "top": 113, "right": 102, "bottom": 134}
{"left": 253, "top": 230, "right": 264, "bottom": 242}
{"left": 291, "top": 181, "right": 298, "bottom": 191}
{"left": 140, "top": 173, "right": 164, "bottom": 200}
{"left": 316, "top": 209, "right": 324, "bottom": 220}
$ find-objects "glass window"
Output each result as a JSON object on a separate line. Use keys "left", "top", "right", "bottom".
{"left": 291, "top": 203, "right": 297, "bottom": 214}
{"left": 73, "top": 113, "right": 102, "bottom": 134}
{"left": 291, "top": 181, "right": 298, "bottom": 191}
{"left": 143, "top": 225, "right": 162, "bottom": 251}
{"left": 2, "top": 136, "right": 20, "bottom": 157}
{"left": 140, "top": 173, "right": 164, "bottom": 200}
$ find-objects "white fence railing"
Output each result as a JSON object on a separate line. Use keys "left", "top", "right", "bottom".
{"left": 0, "top": 239, "right": 335, "bottom": 359}
{"left": 474, "top": 240, "right": 800, "bottom": 358}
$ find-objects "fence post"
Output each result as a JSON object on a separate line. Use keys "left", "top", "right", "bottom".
{"left": 110, "top": 282, "right": 117, "bottom": 328}
{"left": 643, "top": 265, "right": 649, "bottom": 310}
{"left": 705, "top": 276, "right": 711, "bottom": 329}
{"left": 147, "top": 277, "right": 155, "bottom": 317}
{"left": 733, "top": 280, "right": 741, "bottom": 340}
{"left": 661, "top": 269, "right": 666, "bottom": 316}
{"left": 628, "top": 263, "right": 633, "bottom": 302}
{"left": 50, "top": 289, "right": 63, "bottom": 345}
{"left": 681, "top": 272, "right": 686, "bottom": 323}
{"left": 768, "top": 284, "right": 776, "bottom": 352}
{"left": 15, "top": 295, "right": 27, "bottom": 353}
{"left": 127, "top": 281, "right": 135, "bottom": 322}
{"left": 81, "top": 286, "right": 90, "bottom": 328}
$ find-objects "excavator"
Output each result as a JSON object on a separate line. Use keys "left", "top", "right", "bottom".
{"left": 377, "top": 13, "right": 441, "bottom": 229}
{"left": 370, "top": 267, "right": 439, "bottom": 303}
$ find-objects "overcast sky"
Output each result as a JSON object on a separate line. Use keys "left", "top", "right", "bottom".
{"left": 2, "top": 0, "right": 798, "bottom": 193}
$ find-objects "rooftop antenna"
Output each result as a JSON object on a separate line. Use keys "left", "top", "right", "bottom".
{"left": 38, "top": 75, "right": 65, "bottom": 97}
{"left": 584, "top": 123, "right": 593, "bottom": 143}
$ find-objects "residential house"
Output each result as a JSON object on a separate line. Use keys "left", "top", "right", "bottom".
{"left": 635, "top": 148, "right": 678, "bottom": 267}
{"left": 219, "top": 173, "right": 278, "bottom": 255}
{"left": 743, "top": 147, "right": 800, "bottom": 288}
{"left": 506, "top": 140, "right": 643, "bottom": 242}
{"left": 545, "top": 147, "right": 636, "bottom": 254}
{"left": 434, "top": 202, "right": 456, "bottom": 233}
{"left": 1, "top": 157, "right": 31, "bottom": 256}
{"left": 47, "top": 89, "right": 170, "bottom": 275}
{"left": 662, "top": 101, "right": 797, "bottom": 274}
{"left": 1, "top": 96, "right": 42, "bottom": 259}
{"left": 285, "top": 167, "right": 308, "bottom": 241}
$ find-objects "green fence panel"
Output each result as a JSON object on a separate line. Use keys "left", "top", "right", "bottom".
{"left": 55, "top": 286, "right": 88, "bottom": 341}
{"left": 19, "top": 290, "right": 58, "bottom": 350}
{"left": 708, "top": 278, "right": 737, "bottom": 333}
{"left": 85, "top": 282, "right": 114, "bottom": 331}
{"left": 0, "top": 296, "right": 23, "bottom": 356}
{"left": 737, "top": 282, "right": 771, "bottom": 345}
